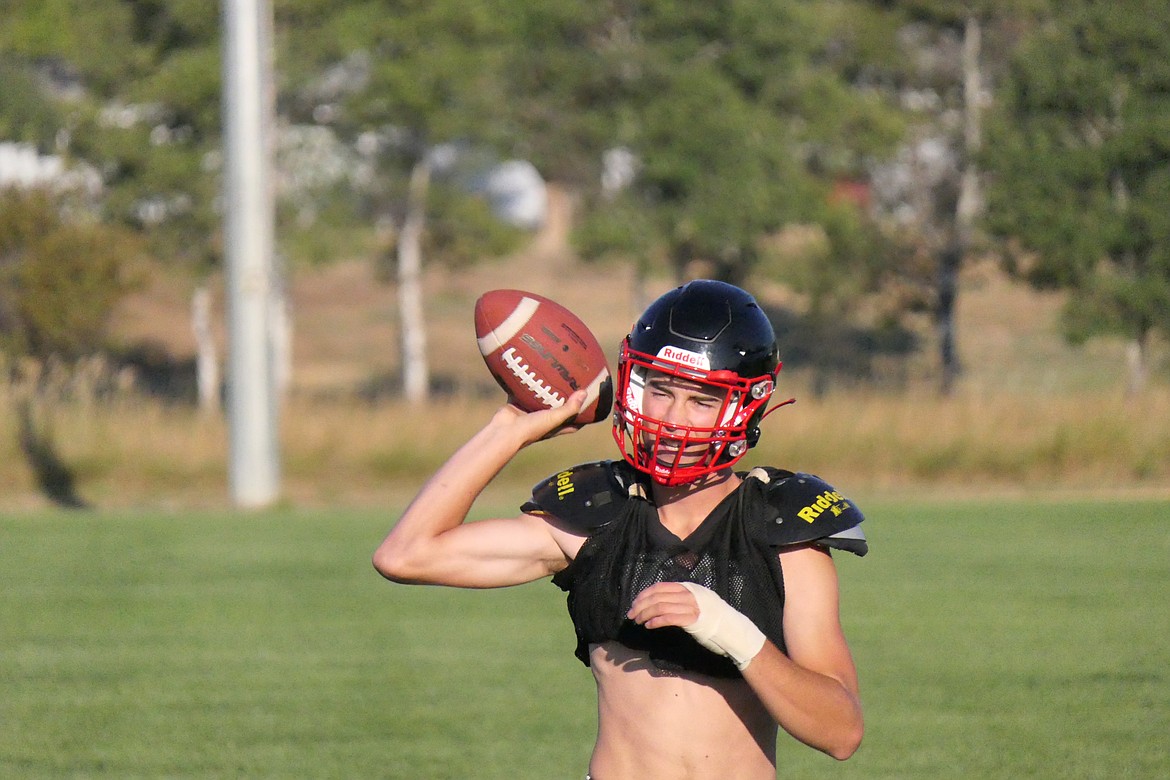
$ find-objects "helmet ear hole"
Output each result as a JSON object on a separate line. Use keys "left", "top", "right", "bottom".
{"left": 745, "top": 425, "right": 762, "bottom": 448}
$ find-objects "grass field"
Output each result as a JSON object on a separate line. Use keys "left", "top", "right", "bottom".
{"left": 2, "top": 499, "right": 1168, "bottom": 779}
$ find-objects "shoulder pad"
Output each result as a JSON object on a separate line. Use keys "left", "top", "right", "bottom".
{"left": 521, "top": 460, "right": 645, "bottom": 533}
{"left": 744, "top": 468, "right": 868, "bottom": 557}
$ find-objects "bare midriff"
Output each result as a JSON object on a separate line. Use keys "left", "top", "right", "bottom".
{"left": 586, "top": 641, "right": 778, "bottom": 780}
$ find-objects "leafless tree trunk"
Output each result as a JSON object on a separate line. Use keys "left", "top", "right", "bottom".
{"left": 192, "top": 284, "right": 220, "bottom": 414}
{"left": 270, "top": 254, "right": 292, "bottom": 404}
{"left": 938, "top": 14, "right": 984, "bottom": 396}
{"left": 1107, "top": 103, "right": 1148, "bottom": 397}
{"left": 399, "top": 155, "right": 431, "bottom": 403}
{"left": 1124, "top": 334, "right": 1148, "bottom": 397}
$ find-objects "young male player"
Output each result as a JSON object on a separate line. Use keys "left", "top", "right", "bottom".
{"left": 374, "top": 279, "right": 867, "bottom": 779}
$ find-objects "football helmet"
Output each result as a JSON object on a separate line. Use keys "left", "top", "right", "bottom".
{"left": 612, "top": 280, "right": 786, "bottom": 486}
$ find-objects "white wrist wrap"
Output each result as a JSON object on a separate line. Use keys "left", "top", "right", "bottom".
{"left": 679, "top": 582, "right": 767, "bottom": 670}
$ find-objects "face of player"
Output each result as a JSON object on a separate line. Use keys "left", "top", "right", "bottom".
{"left": 638, "top": 371, "right": 730, "bottom": 472}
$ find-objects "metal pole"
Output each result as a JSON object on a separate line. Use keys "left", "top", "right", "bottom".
{"left": 221, "top": 0, "right": 280, "bottom": 507}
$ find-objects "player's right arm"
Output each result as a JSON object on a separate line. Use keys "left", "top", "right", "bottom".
{"left": 372, "top": 391, "right": 588, "bottom": 589}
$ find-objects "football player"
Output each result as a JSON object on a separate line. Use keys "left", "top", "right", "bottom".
{"left": 374, "top": 279, "right": 867, "bottom": 779}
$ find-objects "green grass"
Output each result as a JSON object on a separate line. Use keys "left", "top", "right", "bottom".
{"left": 807, "top": 499, "right": 1170, "bottom": 779}
{"left": 2, "top": 500, "right": 1168, "bottom": 779}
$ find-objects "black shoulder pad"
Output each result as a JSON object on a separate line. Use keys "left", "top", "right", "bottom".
{"left": 744, "top": 469, "right": 868, "bottom": 557}
{"left": 521, "top": 460, "right": 644, "bottom": 533}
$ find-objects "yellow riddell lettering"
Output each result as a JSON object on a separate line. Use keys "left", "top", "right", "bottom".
{"left": 798, "top": 490, "right": 846, "bottom": 523}
{"left": 555, "top": 471, "right": 575, "bottom": 499}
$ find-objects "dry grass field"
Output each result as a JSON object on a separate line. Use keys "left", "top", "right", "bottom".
{"left": 2, "top": 209, "right": 1168, "bottom": 510}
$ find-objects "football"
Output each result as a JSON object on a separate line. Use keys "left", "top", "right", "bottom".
{"left": 474, "top": 289, "right": 614, "bottom": 425}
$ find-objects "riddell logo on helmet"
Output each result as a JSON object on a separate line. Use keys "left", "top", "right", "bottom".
{"left": 657, "top": 346, "right": 710, "bottom": 370}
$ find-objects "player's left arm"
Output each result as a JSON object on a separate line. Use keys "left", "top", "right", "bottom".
{"left": 627, "top": 543, "right": 862, "bottom": 760}
{"left": 739, "top": 544, "right": 863, "bottom": 760}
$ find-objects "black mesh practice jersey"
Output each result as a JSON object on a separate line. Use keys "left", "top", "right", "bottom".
{"left": 526, "top": 461, "right": 867, "bottom": 679}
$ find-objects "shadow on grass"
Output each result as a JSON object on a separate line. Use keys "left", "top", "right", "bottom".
{"left": 15, "top": 398, "right": 89, "bottom": 509}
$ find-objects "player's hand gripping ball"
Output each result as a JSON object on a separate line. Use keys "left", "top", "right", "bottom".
{"left": 474, "top": 289, "right": 613, "bottom": 425}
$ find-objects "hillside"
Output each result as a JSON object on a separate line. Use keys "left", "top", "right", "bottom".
{"left": 108, "top": 209, "right": 1145, "bottom": 405}
{"left": 111, "top": 189, "right": 653, "bottom": 400}
{"left": 5, "top": 197, "right": 1166, "bottom": 511}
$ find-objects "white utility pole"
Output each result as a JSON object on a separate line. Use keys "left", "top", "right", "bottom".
{"left": 221, "top": 0, "right": 281, "bottom": 507}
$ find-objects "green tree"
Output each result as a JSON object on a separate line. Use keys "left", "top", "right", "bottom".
{"left": 0, "top": 188, "right": 141, "bottom": 362}
{"left": 573, "top": 1, "right": 907, "bottom": 298}
{"left": 0, "top": 61, "right": 66, "bottom": 147}
{"left": 1, "top": 0, "right": 224, "bottom": 271}
{"left": 983, "top": 0, "right": 1170, "bottom": 392}
{"left": 632, "top": 61, "right": 807, "bottom": 284}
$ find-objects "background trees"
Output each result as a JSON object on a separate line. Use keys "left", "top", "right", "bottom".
{"left": 574, "top": 1, "right": 907, "bottom": 282}
{"left": 983, "top": 0, "right": 1170, "bottom": 393}
{"left": 0, "top": 1, "right": 225, "bottom": 270}
{"left": 566, "top": 1, "right": 916, "bottom": 387}
{"left": 0, "top": 189, "right": 141, "bottom": 363}
{"left": 0, "top": 0, "right": 1165, "bottom": 399}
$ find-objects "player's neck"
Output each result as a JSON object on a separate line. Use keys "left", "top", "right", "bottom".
{"left": 651, "top": 468, "right": 739, "bottom": 537}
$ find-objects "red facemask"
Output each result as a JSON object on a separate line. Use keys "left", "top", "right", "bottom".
{"left": 611, "top": 338, "right": 786, "bottom": 486}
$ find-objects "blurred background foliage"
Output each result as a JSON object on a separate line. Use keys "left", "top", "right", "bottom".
{"left": 0, "top": 0, "right": 1167, "bottom": 396}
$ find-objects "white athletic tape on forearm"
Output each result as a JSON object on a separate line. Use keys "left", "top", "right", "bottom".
{"left": 680, "top": 582, "right": 767, "bottom": 671}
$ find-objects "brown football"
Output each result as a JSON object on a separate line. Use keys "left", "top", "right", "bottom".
{"left": 474, "top": 289, "right": 613, "bottom": 425}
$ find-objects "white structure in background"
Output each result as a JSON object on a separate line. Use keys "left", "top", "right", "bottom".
{"left": 601, "top": 146, "right": 639, "bottom": 199}
{"left": 0, "top": 141, "right": 102, "bottom": 195}
{"left": 390, "top": 142, "right": 549, "bottom": 232}
{"left": 0, "top": 142, "right": 63, "bottom": 185}
{"left": 485, "top": 159, "right": 547, "bottom": 230}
